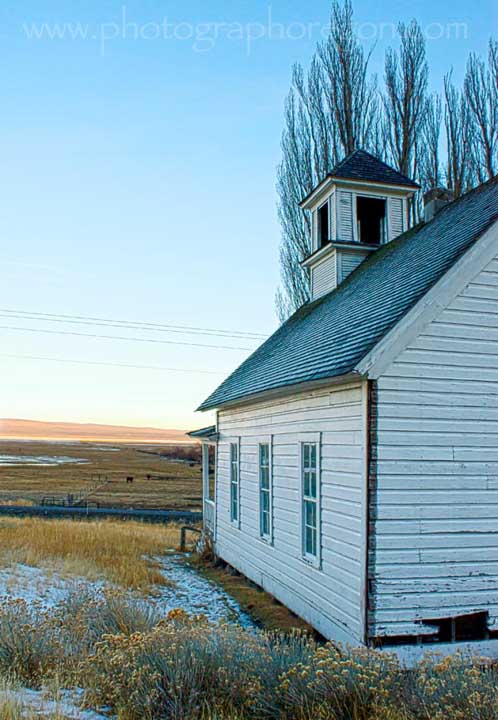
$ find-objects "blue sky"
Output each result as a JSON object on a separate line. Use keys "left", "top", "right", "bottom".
{"left": 0, "top": 0, "right": 495, "bottom": 430}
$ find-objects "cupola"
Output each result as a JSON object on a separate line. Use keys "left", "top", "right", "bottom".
{"left": 300, "top": 150, "right": 419, "bottom": 301}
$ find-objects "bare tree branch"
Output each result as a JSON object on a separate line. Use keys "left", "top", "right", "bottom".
{"left": 444, "top": 71, "right": 474, "bottom": 196}
{"left": 382, "top": 21, "right": 428, "bottom": 179}
{"left": 464, "top": 43, "right": 498, "bottom": 180}
{"left": 275, "top": 0, "right": 378, "bottom": 321}
{"left": 419, "top": 92, "right": 442, "bottom": 190}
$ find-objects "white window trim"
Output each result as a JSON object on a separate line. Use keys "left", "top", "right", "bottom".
{"left": 202, "top": 441, "right": 217, "bottom": 503}
{"left": 312, "top": 208, "right": 318, "bottom": 252}
{"left": 354, "top": 193, "right": 388, "bottom": 245}
{"left": 229, "top": 438, "right": 241, "bottom": 528}
{"left": 298, "top": 432, "right": 321, "bottom": 569}
{"left": 258, "top": 436, "right": 273, "bottom": 544}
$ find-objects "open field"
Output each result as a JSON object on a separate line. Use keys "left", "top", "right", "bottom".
{"left": 0, "top": 441, "right": 202, "bottom": 510}
{"left": 0, "top": 517, "right": 184, "bottom": 590}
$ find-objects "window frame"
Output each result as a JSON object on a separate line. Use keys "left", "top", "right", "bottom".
{"left": 258, "top": 438, "right": 273, "bottom": 543}
{"left": 229, "top": 440, "right": 240, "bottom": 527}
{"left": 299, "top": 434, "right": 321, "bottom": 568}
{"left": 354, "top": 193, "right": 387, "bottom": 245}
{"left": 206, "top": 443, "right": 216, "bottom": 503}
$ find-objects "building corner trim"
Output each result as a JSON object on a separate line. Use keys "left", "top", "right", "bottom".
{"left": 365, "top": 379, "right": 378, "bottom": 645}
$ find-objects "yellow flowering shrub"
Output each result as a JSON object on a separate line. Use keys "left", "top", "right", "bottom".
{"left": 0, "top": 595, "right": 497, "bottom": 719}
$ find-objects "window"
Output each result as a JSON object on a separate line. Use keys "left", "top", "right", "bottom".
{"left": 301, "top": 442, "right": 320, "bottom": 563}
{"left": 318, "top": 200, "right": 330, "bottom": 248}
{"left": 230, "top": 442, "right": 239, "bottom": 524}
{"left": 259, "top": 443, "right": 272, "bottom": 541}
{"left": 207, "top": 445, "right": 216, "bottom": 501}
{"left": 356, "top": 196, "right": 386, "bottom": 245}
{"left": 202, "top": 444, "right": 216, "bottom": 502}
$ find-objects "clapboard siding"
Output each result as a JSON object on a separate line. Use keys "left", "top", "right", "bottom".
{"left": 337, "top": 249, "right": 371, "bottom": 285}
{"left": 338, "top": 191, "right": 354, "bottom": 242}
{"left": 388, "top": 197, "right": 404, "bottom": 241}
{"left": 215, "top": 382, "right": 367, "bottom": 644}
{"left": 372, "top": 252, "right": 498, "bottom": 638}
{"left": 311, "top": 252, "right": 337, "bottom": 300}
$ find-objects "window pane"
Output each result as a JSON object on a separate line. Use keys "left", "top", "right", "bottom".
{"left": 262, "top": 510, "right": 269, "bottom": 536}
{"left": 309, "top": 471, "right": 317, "bottom": 499}
{"left": 303, "top": 444, "right": 310, "bottom": 468}
{"left": 303, "top": 471, "right": 310, "bottom": 497}
{"left": 305, "top": 500, "right": 316, "bottom": 529}
{"left": 261, "top": 490, "right": 269, "bottom": 512}
{"left": 310, "top": 444, "right": 317, "bottom": 468}
{"left": 305, "top": 525, "right": 314, "bottom": 555}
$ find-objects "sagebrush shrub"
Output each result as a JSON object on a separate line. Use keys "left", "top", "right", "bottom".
{"left": 0, "top": 596, "right": 497, "bottom": 720}
{"left": 0, "top": 600, "right": 62, "bottom": 686}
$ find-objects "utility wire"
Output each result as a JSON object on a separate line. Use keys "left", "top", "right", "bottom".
{"left": 0, "top": 308, "right": 268, "bottom": 340}
{"left": 0, "top": 325, "right": 253, "bottom": 351}
{"left": 0, "top": 352, "right": 225, "bottom": 375}
{"left": 0, "top": 312, "right": 261, "bottom": 341}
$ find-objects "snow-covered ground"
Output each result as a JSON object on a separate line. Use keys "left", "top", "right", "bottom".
{"left": 156, "top": 555, "right": 255, "bottom": 627}
{"left": 0, "top": 563, "right": 107, "bottom": 609}
{"left": 0, "top": 687, "right": 107, "bottom": 719}
{"left": 0, "top": 554, "right": 255, "bottom": 627}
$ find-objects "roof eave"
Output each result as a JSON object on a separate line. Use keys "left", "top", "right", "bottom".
{"left": 300, "top": 176, "right": 334, "bottom": 210}
{"left": 198, "top": 371, "right": 365, "bottom": 413}
{"left": 300, "top": 176, "right": 419, "bottom": 211}
{"left": 187, "top": 426, "right": 218, "bottom": 441}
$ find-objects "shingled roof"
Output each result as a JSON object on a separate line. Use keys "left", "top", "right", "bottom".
{"left": 301, "top": 150, "right": 419, "bottom": 207}
{"left": 199, "top": 177, "right": 498, "bottom": 411}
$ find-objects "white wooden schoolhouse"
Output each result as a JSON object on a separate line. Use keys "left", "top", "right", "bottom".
{"left": 190, "top": 150, "right": 498, "bottom": 659}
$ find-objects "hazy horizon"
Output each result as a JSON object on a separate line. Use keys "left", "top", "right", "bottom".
{"left": 0, "top": 417, "right": 191, "bottom": 444}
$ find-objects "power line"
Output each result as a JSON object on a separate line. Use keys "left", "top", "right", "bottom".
{"left": 0, "top": 325, "right": 253, "bottom": 351}
{"left": 0, "top": 352, "right": 225, "bottom": 375}
{"left": 0, "top": 308, "right": 268, "bottom": 340}
{"left": 0, "top": 312, "right": 262, "bottom": 341}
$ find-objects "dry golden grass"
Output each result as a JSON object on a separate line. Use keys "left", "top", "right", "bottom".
{"left": 0, "top": 499, "right": 34, "bottom": 507}
{"left": 0, "top": 442, "right": 202, "bottom": 510}
{"left": 0, "top": 517, "right": 185, "bottom": 590}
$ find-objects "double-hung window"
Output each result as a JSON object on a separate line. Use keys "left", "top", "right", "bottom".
{"left": 230, "top": 441, "right": 240, "bottom": 524}
{"left": 259, "top": 442, "right": 272, "bottom": 541}
{"left": 301, "top": 439, "right": 320, "bottom": 565}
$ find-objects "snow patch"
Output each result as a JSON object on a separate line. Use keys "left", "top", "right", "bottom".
{"left": 0, "top": 557, "right": 255, "bottom": 627}
{"left": 0, "top": 686, "right": 107, "bottom": 719}
{"left": 0, "top": 564, "right": 107, "bottom": 610}
{"left": 153, "top": 555, "right": 255, "bottom": 627}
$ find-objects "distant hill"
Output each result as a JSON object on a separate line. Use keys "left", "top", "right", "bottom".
{"left": 0, "top": 418, "right": 191, "bottom": 444}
